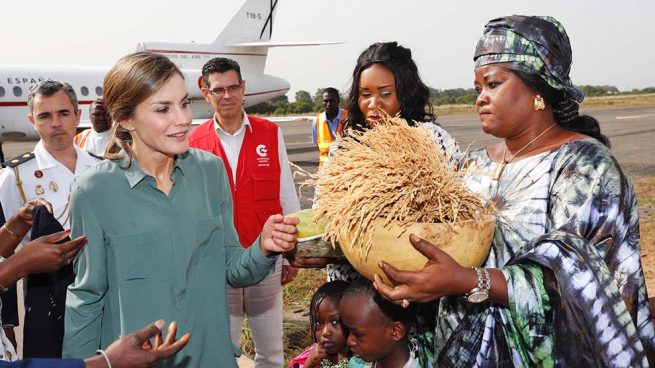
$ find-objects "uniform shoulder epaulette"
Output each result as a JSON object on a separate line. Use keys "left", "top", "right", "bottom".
{"left": 3, "top": 152, "right": 35, "bottom": 168}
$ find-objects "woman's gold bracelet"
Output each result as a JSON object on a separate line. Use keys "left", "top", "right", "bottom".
{"left": 1, "top": 224, "right": 24, "bottom": 239}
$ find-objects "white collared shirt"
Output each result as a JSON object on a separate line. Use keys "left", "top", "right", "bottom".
{"left": 213, "top": 111, "right": 300, "bottom": 215}
{"left": 0, "top": 141, "right": 100, "bottom": 235}
{"left": 76, "top": 128, "right": 111, "bottom": 157}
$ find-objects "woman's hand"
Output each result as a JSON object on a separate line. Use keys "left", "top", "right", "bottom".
{"left": 373, "top": 234, "right": 476, "bottom": 304}
{"left": 0, "top": 231, "right": 87, "bottom": 287}
{"left": 5, "top": 198, "right": 53, "bottom": 238}
{"left": 260, "top": 214, "right": 299, "bottom": 256}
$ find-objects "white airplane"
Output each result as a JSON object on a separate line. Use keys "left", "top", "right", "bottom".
{"left": 0, "top": 0, "right": 332, "bottom": 144}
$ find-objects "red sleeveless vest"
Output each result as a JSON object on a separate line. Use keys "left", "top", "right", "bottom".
{"left": 189, "top": 115, "right": 282, "bottom": 248}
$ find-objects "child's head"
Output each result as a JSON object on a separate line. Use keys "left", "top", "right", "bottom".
{"left": 339, "top": 279, "right": 413, "bottom": 364}
{"left": 309, "top": 280, "right": 350, "bottom": 356}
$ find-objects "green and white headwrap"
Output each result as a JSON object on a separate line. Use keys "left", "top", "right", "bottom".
{"left": 474, "top": 15, "right": 584, "bottom": 123}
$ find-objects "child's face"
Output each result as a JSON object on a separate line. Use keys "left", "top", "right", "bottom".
{"left": 313, "top": 297, "right": 348, "bottom": 355}
{"left": 340, "top": 294, "right": 398, "bottom": 363}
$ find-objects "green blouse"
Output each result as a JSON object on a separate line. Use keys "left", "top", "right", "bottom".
{"left": 63, "top": 149, "right": 278, "bottom": 367}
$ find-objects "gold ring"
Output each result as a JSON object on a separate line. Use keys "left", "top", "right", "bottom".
{"left": 401, "top": 299, "right": 410, "bottom": 308}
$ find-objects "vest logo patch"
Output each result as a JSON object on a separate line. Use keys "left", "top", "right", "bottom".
{"left": 256, "top": 144, "right": 268, "bottom": 157}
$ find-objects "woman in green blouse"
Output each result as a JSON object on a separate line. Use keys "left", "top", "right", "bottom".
{"left": 63, "top": 52, "right": 299, "bottom": 367}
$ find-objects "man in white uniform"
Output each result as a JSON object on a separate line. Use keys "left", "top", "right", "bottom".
{"left": 0, "top": 80, "right": 100, "bottom": 358}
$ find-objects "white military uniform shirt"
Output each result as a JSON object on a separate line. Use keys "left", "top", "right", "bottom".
{"left": 0, "top": 140, "right": 100, "bottom": 236}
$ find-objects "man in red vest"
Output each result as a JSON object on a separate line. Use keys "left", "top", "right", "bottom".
{"left": 189, "top": 58, "right": 300, "bottom": 367}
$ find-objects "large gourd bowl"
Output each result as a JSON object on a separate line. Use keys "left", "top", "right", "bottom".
{"left": 338, "top": 215, "right": 496, "bottom": 285}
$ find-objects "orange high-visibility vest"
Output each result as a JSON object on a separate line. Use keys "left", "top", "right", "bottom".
{"left": 74, "top": 129, "right": 92, "bottom": 149}
{"left": 316, "top": 109, "right": 347, "bottom": 167}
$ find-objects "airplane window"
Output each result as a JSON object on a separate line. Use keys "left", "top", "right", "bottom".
{"left": 96, "top": 86, "right": 103, "bottom": 96}
{"left": 13, "top": 86, "right": 22, "bottom": 97}
{"left": 0, "top": 86, "right": 4, "bottom": 97}
{"left": 81, "top": 86, "right": 89, "bottom": 96}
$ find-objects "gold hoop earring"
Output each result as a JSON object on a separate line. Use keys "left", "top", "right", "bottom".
{"left": 533, "top": 95, "right": 545, "bottom": 111}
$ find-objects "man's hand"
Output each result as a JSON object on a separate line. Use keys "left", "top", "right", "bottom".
{"left": 85, "top": 320, "right": 190, "bottom": 368}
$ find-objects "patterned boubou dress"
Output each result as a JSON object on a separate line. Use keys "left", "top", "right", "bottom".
{"left": 430, "top": 138, "right": 655, "bottom": 367}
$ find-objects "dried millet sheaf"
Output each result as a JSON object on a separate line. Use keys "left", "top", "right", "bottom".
{"left": 310, "top": 116, "right": 489, "bottom": 258}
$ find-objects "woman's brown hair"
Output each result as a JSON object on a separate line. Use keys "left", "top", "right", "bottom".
{"left": 103, "top": 52, "right": 184, "bottom": 167}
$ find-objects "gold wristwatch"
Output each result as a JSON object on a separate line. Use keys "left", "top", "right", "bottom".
{"left": 466, "top": 267, "right": 490, "bottom": 303}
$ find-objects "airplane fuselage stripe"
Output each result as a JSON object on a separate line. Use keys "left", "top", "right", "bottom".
{"left": 0, "top": 100, "right": 94, "bottom": 107}
{"left": 0, "top": 88, "right": 289, "bottom": 106}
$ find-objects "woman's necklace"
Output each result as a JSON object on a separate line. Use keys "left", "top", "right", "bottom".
{"left": 491, "top": 123, "right": 557, "bottom": 180}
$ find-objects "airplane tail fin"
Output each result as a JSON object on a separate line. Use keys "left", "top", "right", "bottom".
{"left": 213, "top": 0, "right": 279, "bottom": 45}
{"left": 216, "top": 0, "right": 339, "bottom": 48}
{"left": 136, "top": 0, "right": 338, "bottom": 71}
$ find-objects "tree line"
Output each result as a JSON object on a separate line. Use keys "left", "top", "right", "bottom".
{"left": 246, "top": 85, "right": 655, "bottom": 115}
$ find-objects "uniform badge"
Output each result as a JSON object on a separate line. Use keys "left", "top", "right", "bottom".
{"left": 34, "top": 170, "right": 44, "bottom": 178}
{"left": 48, "top": 181, "right": 59, "bottom": 193}
{"left": 35, "top": 185, "right": 45, "bottom": 195}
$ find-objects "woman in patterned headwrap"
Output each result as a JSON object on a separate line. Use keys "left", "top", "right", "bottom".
{"left": 374, "top": 15, "right": 655, "bottom": 367}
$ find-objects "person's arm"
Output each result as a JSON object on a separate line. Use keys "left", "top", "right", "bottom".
{"left": 373, "top": 234, "right": 508, "bottom": 306}
{"left": 0, "top": 199, "right": 53, "bottom": 258}
{"left": 220, "top": 166, "right": 298, "bottom": 287}
{"left": 277, "top": 128, "right": 301, "bottom": 215}
{"left": 0, "top": 232, "right": 86, "bottom": 286}
{"left": 0, "top": 170, "right": 25, "bottom": 256}
{"left": 63, "top": 187, "right": 108, "bottom": 359}
{"left": 217, "top": 161, "right": 278, "bottom": 287}
{"left": 312, "top": 117, "right": 318, "bottom": 146}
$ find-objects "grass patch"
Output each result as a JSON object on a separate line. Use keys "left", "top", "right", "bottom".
{"left": 433, "top": 93, "right": 655, "bottom": 116}
{"left": 581, "top": 93, "right": 655, "bottom": 109}
{"left": 635, "top": 177, "right": 655, "bottom": 217}
{"left": 635, "top": 177, "right": 655, "bottom": 298}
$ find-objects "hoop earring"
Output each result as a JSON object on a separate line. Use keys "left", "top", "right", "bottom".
{"left": 533, "top": 95, "right": 545, "bottom": 111}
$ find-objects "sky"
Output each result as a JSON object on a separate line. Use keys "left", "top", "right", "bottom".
{"left": 1, "top": 0, "right": 653, "bottom": 100}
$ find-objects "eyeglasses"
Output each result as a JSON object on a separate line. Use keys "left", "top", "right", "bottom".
{"left": 206, "top": 84, "right": 242, "bottom": 97}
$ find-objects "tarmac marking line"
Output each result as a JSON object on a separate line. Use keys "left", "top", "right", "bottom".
{"left": 616, "top": 114, "right": 655, "bottom": 120}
